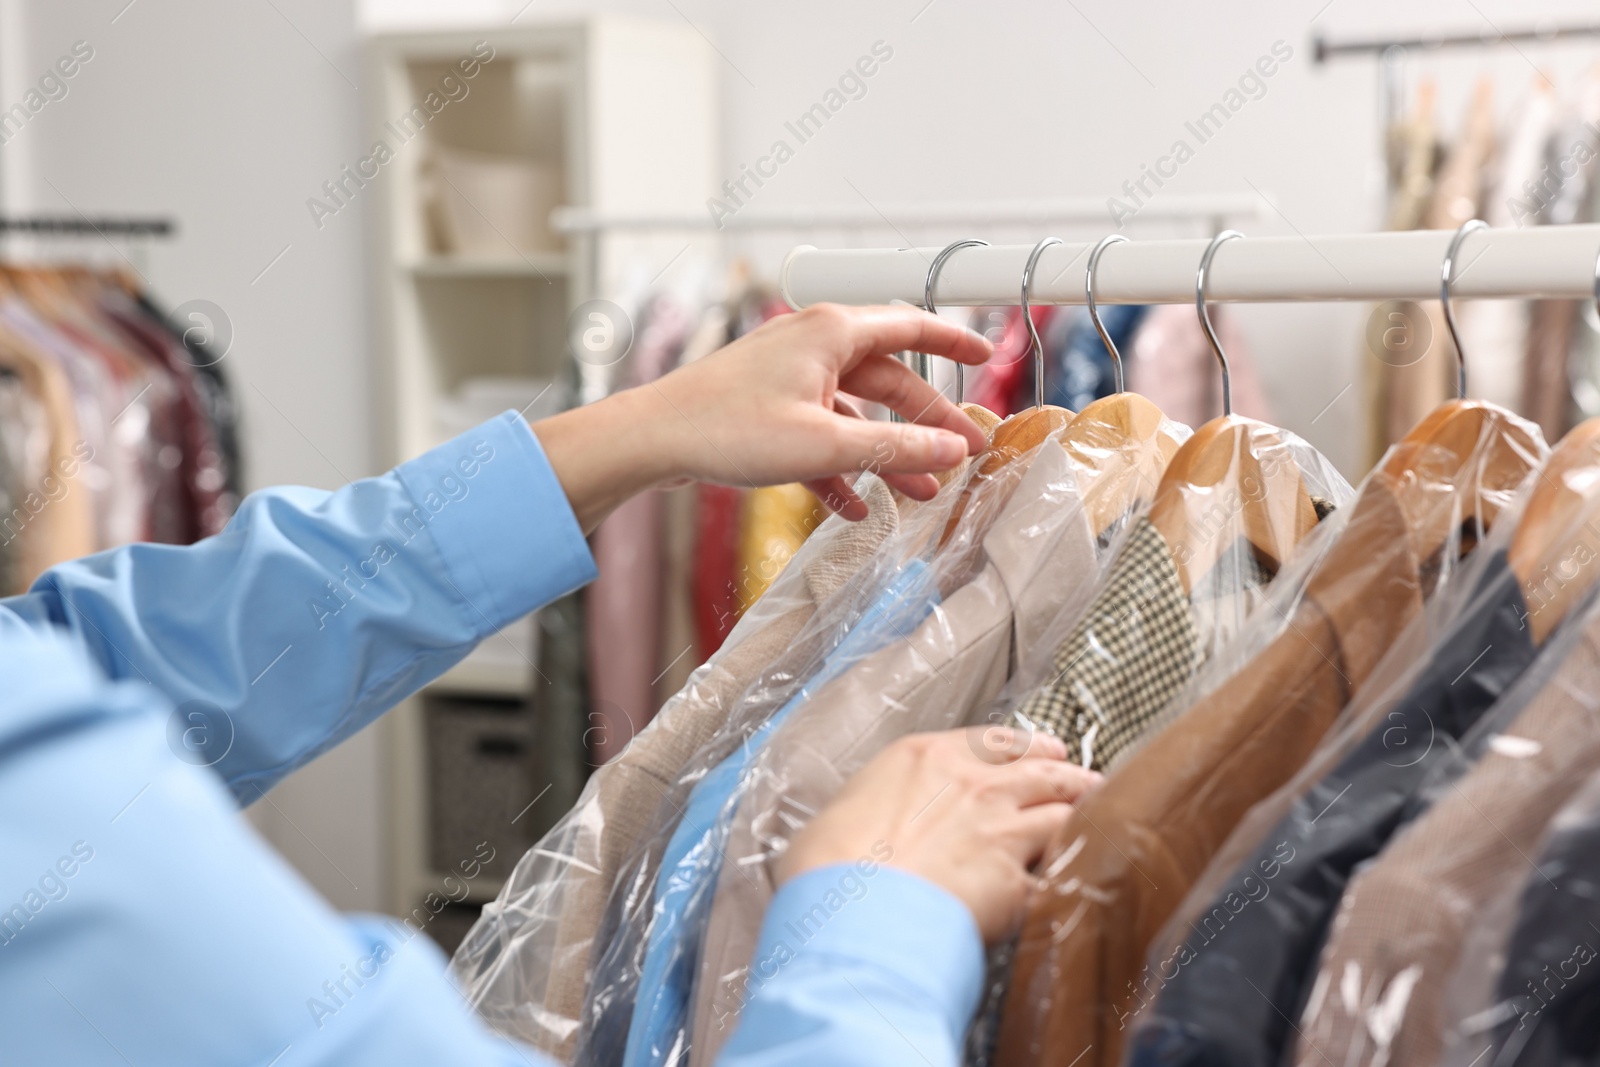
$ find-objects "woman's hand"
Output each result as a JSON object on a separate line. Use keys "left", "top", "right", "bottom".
{"left": 777, "top": 727, "right": 1102, "bottom": 945}
{"left": 533, "top": 304, "right": 994, "bottom": 531}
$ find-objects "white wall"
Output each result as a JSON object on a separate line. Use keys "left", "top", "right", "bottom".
{"left": 2, "top": 0, "right": 381, "bottom": 911}
{"left": 7, "top": 0, "right": 1598, "bottom": 911}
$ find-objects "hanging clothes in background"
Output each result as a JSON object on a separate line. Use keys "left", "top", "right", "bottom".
{"left": 585, "top": 294, "right": 695, "bottom": 765}
{"left": 1368, "top": 79, "right": 1496, "bottom": 466}
{"left": 1369, "top": 69, "right": 1600, "bottom": 456}
{"left": 1044, "top": 304, "right": 1147, "bottom": 412}
{"left": 1459, "top": 76, "right": 1561, "bottom": 411}
{"left": 965, "top": 305, "right": 1050, "bottom": 417}
{"left": 1125, "top": 303, "right": 1273, "bottom": 425}
{"left": 0, "top": 266, "right": 238, "bottom": 594}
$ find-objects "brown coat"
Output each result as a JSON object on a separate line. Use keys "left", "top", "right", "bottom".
{"left": 995, "top": 479, "right": 1426, "bottom": 1067}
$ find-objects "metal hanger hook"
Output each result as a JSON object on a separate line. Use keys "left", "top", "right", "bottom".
{"left": 1441, "top": 218, "right": 1487, "bottom": 400}
{"left": 924, "top": 238, "right": 988, "bottom": 402}
{"left": 1021, "top": 237, "right": 1062, "bottom": 410}
{"left": 1086, "top": 234, "right": 1130, "bottom": 394}
{"left": 1196, "top": 229, "right": 1243, "bottom": 417}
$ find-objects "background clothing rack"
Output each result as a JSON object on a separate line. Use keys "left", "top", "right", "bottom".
{"left": 1311, "top": 21, "right": 1600, "bottom": 177}
{"left": 551, "top": 194, "right": 1264, "bottom": 310}
{"left": 0, "top": 216, "right": 175, "bottom": 236}
{"left": 1312, "top": 22, "right": 1600, "bottom": 63}
{"left": 778, "top": 223, "right": 1600, "bottom": 308}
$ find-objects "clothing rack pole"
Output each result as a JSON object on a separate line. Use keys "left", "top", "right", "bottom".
{"left": 1312, "top": 23, "right": 1600, "bottom": 63}
{"left": 550, "top": 194, "right": 1262, "bottom": 235}
{"left": 778, "top": 224, "right": 1600, "bottom": 309}
{"left": 0, "top": 216, "right": 176, "bottom": 236}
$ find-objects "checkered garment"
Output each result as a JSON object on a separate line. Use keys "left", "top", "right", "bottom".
{"left": 1011, "top": 518, "right": 1202, "bottom": 769}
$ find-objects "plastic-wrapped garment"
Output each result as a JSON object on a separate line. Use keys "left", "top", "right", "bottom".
{"left": 101, "top": 289, "right": 233, "bottom": 541}
{"left": 1005, "top": 422, "right": 1349, "bottom": 773}
{"left": 616, "top": 559, "right": 942, "bottom": 1067}
{"left": 135, "top": 289, "right": 244, "bottom": 506}
{"left": 1289, "top": 573, "right": 1600, "bottom": 1067}
{"left": 0, "top": 299, "right": 123, "bottom": 548}
{"left": 1440, "top": 767, "right": 1600, "bottom": 1067}
{"left": 575, "top": 454, "right": 1031, "bottom": 1067}
{"left": 1126, "top": 455, "right": 1564, "bottom": 1067}
{"left": 687, "top": 431, "right": 1154, "bottom": 1067}
{"left": 0, "top": 334, "right": 94, "bottom": 586}
{"left": 992, "top": 413, "right": 1542, "bottom": 1067}
{"left": 452, "top": 473, "right": 918, "bottom": 1058}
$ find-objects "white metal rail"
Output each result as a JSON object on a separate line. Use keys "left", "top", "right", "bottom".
{"left": 779, "top": 225, "right": 1600, "bottom": 308}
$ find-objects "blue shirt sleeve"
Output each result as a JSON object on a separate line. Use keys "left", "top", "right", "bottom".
{"left": 717, "top": 864, "right": 986, "bottom": 1067}
{"left": 0, "top": 411, "right": 596, "bottom": 803}
{"left": 0, "top": 411, "right": 983, "bottom": 1066}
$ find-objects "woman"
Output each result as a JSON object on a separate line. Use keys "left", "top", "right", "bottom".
{"left": 0, "top": 303, "right": 1097, "bottom": 1065}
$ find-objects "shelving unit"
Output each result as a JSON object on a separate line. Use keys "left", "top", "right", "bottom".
{"left": 364, "top": 18, "right": 716, "bottom": 933}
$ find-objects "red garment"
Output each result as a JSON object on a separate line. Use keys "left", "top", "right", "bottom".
{"left": 692, "top": 483, "right": 745, "bottom": 660}
{"left": 964, "top": 305, "right": 1055, "bottom": 417}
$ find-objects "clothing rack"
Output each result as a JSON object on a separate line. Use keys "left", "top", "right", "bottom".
{"left": 1312, "top": 22, "right": 1600, "bottom": 173}
{"left": 0, "top": 216, "right": 175, "bottom": 236}
{"left": 1312, "top": 22, "right": 1600, "bottom": 63}
{"left": 778, "top": 223, "right": 1600, "bottom": 309}
{"left": 550, "top": 194, "right": 1263, "bottom": 236}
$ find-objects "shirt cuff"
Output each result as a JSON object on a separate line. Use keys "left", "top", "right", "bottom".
{"left": 756, "top": 863, "right": 985, "bottom": 1032}
{"left": 394, "top": 411, "right": 597, "bottom": 635}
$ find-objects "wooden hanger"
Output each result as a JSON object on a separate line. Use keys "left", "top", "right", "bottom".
{"left": 1381, "top": 399, "right": 1544, "bottom": 567}
{"left": 939, "top": 239, "right": 1074, "bottom": 545}
{"left": 1059, "top": 234, "right": 1183, "bottom": 538}
{"left": 1148, "top": 414, "right": 1318, "bottom": 592}
{"left": 1509, "top": 418, "right": 1600, "bottom": 644}
{"left": 1064, "top": 393, "right": 1184, "bottom": 538}
{"left": 1147, "top": 231, "right": 1318, "bottom": 592}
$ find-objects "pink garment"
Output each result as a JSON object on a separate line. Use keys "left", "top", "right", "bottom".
{"left": 1125, "top": 303, "right": 1272, "bottom": 426}
{"left": 585, "top": 297, "right": 694, "bottom": 765}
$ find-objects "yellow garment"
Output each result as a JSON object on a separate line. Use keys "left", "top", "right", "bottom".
{"left": 735, "top": 484, "right": 821, "bottom": 612}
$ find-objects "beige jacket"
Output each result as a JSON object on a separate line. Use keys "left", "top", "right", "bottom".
{"left": 461, "top": 478, "right": 907, "bottom": 1058}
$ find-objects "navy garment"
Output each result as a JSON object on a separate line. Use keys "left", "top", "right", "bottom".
{"left": 1129, "top": 554, "right": 1537, "bottom": 1067}
{"left": 1046, "top": 304, "right": 1149, "bottom": 412}
{"left": 1480, "top": 792, "right": 1600, "bottom": 1067}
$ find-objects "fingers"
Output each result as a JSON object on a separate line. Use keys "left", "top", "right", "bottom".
{"left": 881, "top": 472, "right": 942, "bottom": 501}
{"left": 992, "top": 758, "right": 1104, "bottom": 808}
{"left": 805, "top": 476, "right": 867, "bottom": 521}
{"left": 1005, "top": 802, "right": 1076, "bottom": 867}
{"left": 841, "top": 353, "right": 987, "bottom": 455}
{"left": 967, "top": 724, "right": 1068, "bottom": 765}
{"left": 823, "top": 413, "right": 972, "bottom": 480}
{"left": 816, "top": 303, "right": 994, "bottom": 368}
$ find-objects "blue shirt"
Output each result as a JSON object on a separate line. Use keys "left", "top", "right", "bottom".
{"left": 0, "top": 411, "right": 983, "bottom": 1066}
{"left": 623, "top": 562, "right": 941, "bottom": 1067}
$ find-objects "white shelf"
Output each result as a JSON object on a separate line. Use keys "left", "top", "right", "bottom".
{"left": 404, "top": 255, "right": 568, "bottom": 279}
{"left": 428, "top": 656, "right": 530, "bottom": 697}
{"left": 368, "top": 18, "right": 718, "bottom": 920}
